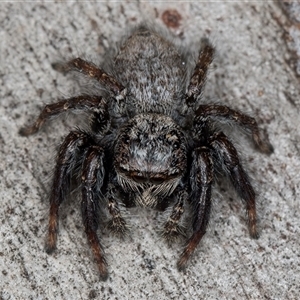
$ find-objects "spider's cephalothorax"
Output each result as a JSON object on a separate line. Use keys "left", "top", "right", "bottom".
{"left": 20, "top": 25, "right": 273, "bottom": 280}
{"left": 114, "top": 113, "right": 187, "bottom": 208}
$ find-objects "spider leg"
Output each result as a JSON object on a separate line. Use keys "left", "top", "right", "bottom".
{"left": 53, "top": 58, "right": 127, "bottom": 100}
{"left": 20, "top": 95, "right": 107, "bottom": 136}
{"left": 185, "top": 38, "right": 214, "bottom": 107}
{"left": 106, "top": 184, "right": 128, "bottom": 237}
{"left": 161, "top": 187, "right": 188, "bottom": 242}
{"left": 177, "top": 147, "right": 213, "bottom": 270}
{"left": 210, "top": 131, "right": 258, "bottom": 238}
{"left": 195, "top": 104, "right": 274, "bottom": 154}
{"left": 81, "top": 145, "right": 108, "bottom": 280}
{"left": 45, "top": 130, "right": 92, "bottom": 254}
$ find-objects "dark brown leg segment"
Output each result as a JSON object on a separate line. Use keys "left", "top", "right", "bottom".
{"left": 45, "top": 131, "right": 92, "bottom": 254}
{"left": 211, "top": 132, "right": 258, "bottom": 238}
{"left": 185, "top": 38, "right": 215, "bottom": 106}
{"left": 195, "top": 104, "right": 273, "bottom": 154}
{"left": 19, "top": 95, "right": 107, "bottom": 136}
{"left": 54, "top": 58, "right": 126, "bottom": 100}
{"left": 178, "top": 147, "right": 213, "bottom": 270}
{"left": 81, "top": 145, "right": 108, "bottom": 280}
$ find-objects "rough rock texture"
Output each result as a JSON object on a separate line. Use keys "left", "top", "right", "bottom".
{"left": 0, "top": 2, "right": 299, "bottom": 299}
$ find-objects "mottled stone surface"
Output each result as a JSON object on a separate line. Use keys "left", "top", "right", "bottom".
{"left": 0, "top": 2, "right": 299, "bottom": 299}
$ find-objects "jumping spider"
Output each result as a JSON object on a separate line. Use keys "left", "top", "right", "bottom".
{"left": 20, "top": 25, "right": 273, "bottom": 280}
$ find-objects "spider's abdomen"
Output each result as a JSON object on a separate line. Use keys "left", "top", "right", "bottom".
{"left": 114, "top": 27, "right": 186, "bottom": 115}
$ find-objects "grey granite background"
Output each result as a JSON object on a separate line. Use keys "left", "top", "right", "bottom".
{"left": 0, "top": 1, "right": 299, "bottom": 299}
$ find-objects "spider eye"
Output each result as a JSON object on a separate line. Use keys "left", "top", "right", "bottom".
{"left": 173, "top": 141, "right": 180, "bottom": 149}
{"left": 131, "top": 172, "right": 146, "bottom": 183}
{"left": 118, "top": 166, "right": 130, "bottom": 177}
{"left": 150, "top": 177, "right": 165, "bottom": 185}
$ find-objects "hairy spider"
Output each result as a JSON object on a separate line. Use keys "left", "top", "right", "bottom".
{"left": 20, "top": 25, "right": 273, "bottom": 280}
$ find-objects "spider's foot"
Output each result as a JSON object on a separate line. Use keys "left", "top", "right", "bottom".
{"left": 19, "top": 125, "right": 39, "bottom": 136}
{"left": 93, "top": 248, "right": 108, "bottom": 281}
{"left": 51, "top": 61, "right": 71, "bottom": 73}
{"left": 98, "top": 261, "right": 109, "bottom": 281}
{"left": 253, "top": 132, "right": 274, "bottom": 154}
{"left": 45, "top": 211, "right": 59, "bottom": 253}
{"left": 106, "top": 217, "right": 129, "bottom": 238}
{"left": 86, "top": 228, "right": 109, "bottom": 280}
{"left": 247, "top": 208, "right": 259, "bottom": 239}
{"left": 160, "top": 224, "right": 186, "bottom": 245}
{"left": 258, "top": 140, "right": 274, "bottom": 155}
{"left": 249, "top": 223, "right": 259, "bottom": 239}
{"left": 177, "top": 248, "right": 191, "bottom": 272}
{"left": 45, "top": 233, "right": 57, "bottom": 254}
{"left": 45, "top": 243, "right": 56, "bottom": 254}
{"left": 177, "top": 230, "right": 204, "bottom": 271}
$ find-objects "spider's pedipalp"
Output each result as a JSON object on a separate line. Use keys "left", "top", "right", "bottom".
{"left": 45, "top": 130, "right": 92, "bottom": 254}
{"left": 177, "top": 147, "right": 214, "bottom": 270}
{"left": 81, "top": 145, "right": 108, "bottom": 280}
{"left": 106, "top": 184, "right": 129, "bottom": 237}
{"left": 160, "top": 187, "right": 188, "bottom": 242}
{"left": 19, "top": 95, "right": 107, "bottom": 136}
{"left": 195, "top": 104, "right": 274, "bottom": 154}
{"left": 210, "top": 131, "right": 258, "bottom": 238}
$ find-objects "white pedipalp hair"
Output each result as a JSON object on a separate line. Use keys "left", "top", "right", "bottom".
{"left": 116, "top": 173, "right": 180, "bottom": 208}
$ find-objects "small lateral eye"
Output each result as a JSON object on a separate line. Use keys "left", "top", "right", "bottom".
{"left": 123, "top": 137, "right": 130, "bottom": 145}
{"left": 173, "top": 141, "right": 180, "bottom": 149}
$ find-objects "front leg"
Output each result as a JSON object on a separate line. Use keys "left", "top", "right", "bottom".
{"left": 185, "top": 39, "right": 215, "bottom": 107}
{"left": 81, "top": 145, "right": 108, "bottom": 280}
{"left": 210, "top": 131, "right": 258, "bottom": 238}
{"left": 20, "top": 95, "right": 107, "bottom": 136}
{"left": 54, "top": 58, "right": 127, "bottom": 100}
{"left": 195, "top": 104, "right": 274, "bottom": 154}
{"left": 45, "top": 130, "right": 92, "bottom": 254}
{"left": 177, "top": 147, "right": 214, "bottom": 270}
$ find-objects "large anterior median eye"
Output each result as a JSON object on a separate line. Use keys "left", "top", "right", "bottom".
{"left": 150, "top": 173, "right": 181, "bottom": 185}
{"left": 150, "top": 175, "right": 165, "bottom": 185}
{"left": 131, "top": 172, "right": 147, "bottom": 183}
